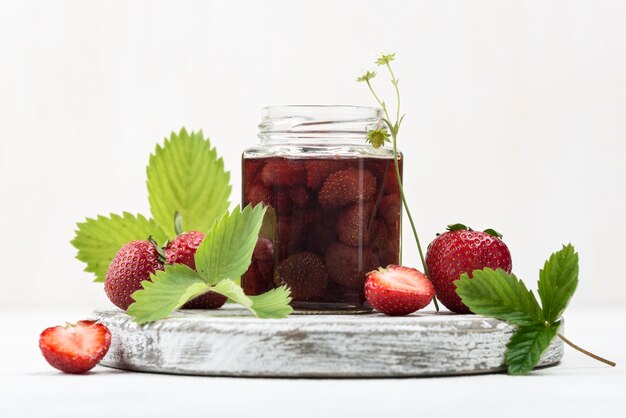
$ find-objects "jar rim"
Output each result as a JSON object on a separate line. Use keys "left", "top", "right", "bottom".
{"left": 258, "top": 105, "right": 385, "bottom": 143}
{"left": 261, "top": 104, "right": 382, "bottom": 114}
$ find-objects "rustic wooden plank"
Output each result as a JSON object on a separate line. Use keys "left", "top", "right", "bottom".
{"left": 91, "top": 306, "right": 563, "bottom": 377}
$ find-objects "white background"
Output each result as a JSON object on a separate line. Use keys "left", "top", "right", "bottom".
{"left": 1, "top": 0, "right": 625, "bottom": 312}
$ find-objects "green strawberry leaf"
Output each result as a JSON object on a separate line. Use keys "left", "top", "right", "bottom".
{"left": 538, "top": 244, "right": 579, "bottom": 323}
{"left": 505, "top": 321, "right": 561, "bottom": 375}
{"left": 128, "top": 264, "right": 210, "bottom": 324}
{"left": 71, "top": 212, "right": 168, "bottom": 282}
{"left": 455, "top": 268, "right": 544, "bottom": 326}
{"left": 249, "top": 286, "right": 294, "bottom": 318}
{"left": 127, "top": 204, "right": 291, "bottom": 324}
{"left": 212, "top": 280, "right": 293, "bottom": 318}
{"left": 147, "top": 128, "right": 231, "bottom": 237}
{"left": 195, "top": 204, "right": 267, "bottom": 285}
{"left": 211, "top": 279, "right": 253, "bottom": 308}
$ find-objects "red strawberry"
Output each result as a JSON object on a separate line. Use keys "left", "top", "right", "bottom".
{"left": 105, "top": 240, "right": 164, "bottom": 310}
{"left": 39, "top": 321, "right": 111, "bottom": 374}
{"left": 324, "top": 242, "right": 378, "bottom": 289}
{"left": 305, "top": 159, "right": 347, "bottom": 190}
{"left": 365, "top": 265, "right": 435, "bottom": 316}
{"left": 165, "top": 231, "right": 227, "bottom": 309}
{"left": 261, "top": 159, "right": 306, "bottom": 187}
{"left": 426, "top": 224, "right": 512, "bottom": 313}
{"left": 337, "top": 203, "right": 373, "bottom": 246}
{"left": 164, "top": 230, "right": 205, "bottom": 269}
{"left": 179, "top": 291, "right": 228, "bottom": 309}
{"left": 275, "top": 252, "right": 328, "bottom": 300}
{"left": 318, "top": 168, "right": 377, "bottom": 208}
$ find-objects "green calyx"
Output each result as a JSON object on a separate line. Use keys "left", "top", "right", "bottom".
{"left": 483, "top": 228, "right": 503, "bottom": 239}
{"left": 445, "top": 223, "right": 503, "bottom": 239}
{"left": 147, "top": 235, "right": 167, "bottom": 262}
{"left": 446, "top": 223, "right": 469, "bottom": 232}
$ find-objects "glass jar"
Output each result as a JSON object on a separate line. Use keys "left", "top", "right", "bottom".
{"left": 241, "top": 105, "right": 402, "bottom": 313}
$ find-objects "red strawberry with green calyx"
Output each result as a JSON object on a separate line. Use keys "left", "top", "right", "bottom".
{"left": 105, "top": 240, "right": 165, "bottom": 310}
{"left": 425, "top": 223, "right": 512, "bottom": 314}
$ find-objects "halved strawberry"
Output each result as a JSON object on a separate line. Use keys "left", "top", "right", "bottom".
{"left": 365, "top": 265, "right": 435, "bottom": 316}
{"left": 39, "top": 321, "right": 111, "bottom": 374}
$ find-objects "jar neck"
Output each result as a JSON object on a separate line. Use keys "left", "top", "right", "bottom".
{"left": 258, "top": 105, "right": 386, "bottom": 146}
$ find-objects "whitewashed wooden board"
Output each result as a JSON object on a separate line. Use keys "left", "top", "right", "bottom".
{"left": 91, "top": 306, "right": 563, "bottom": 377}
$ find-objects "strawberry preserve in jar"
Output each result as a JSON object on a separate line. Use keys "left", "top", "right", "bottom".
{"left": 242, "top": 105, "right": 402, "bottom": 313}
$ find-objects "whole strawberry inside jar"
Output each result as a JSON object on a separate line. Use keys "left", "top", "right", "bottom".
{"left": 242, "top": 105, "right": 402, "bottom": 313}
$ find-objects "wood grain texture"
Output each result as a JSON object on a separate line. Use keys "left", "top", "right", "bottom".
{"left": 91, "top": 306, "right": 563, "bottom": 377}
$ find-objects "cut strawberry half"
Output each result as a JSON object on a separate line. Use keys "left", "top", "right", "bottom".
{"left": 365, "top": 265, "right": 435, "bottom": 316}
{"left": 39, "top": 320, "right": 111, "bottom": 374}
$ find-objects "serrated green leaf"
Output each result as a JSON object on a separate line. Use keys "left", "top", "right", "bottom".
{"left": 455, "top": 268, "right": 544, "bottom": 326}
{"left": 249, "top": 286, "right": 294, "bottom": 318}
{"left": 211, "top": 279, "right": 253, "bottom": 308}
{"left": 147, "top": 128, "right": 231, "bottom": 236}
{"left": 71, "top": 212, "right": 168, "bottom": 282}
{"left": 212, "top": 280, "right": 293, "bottom": 318}
{"left": 538, "top": 244, "right": 579, "bottom": 323}
{"left": 195, "top": 204, "right": 267, "bottom": 284}
{"left": 505, "top": 321, "right": 560, "bottom": 375}
{"left": 127, "top": 264, "right": 210, "bottom": 324}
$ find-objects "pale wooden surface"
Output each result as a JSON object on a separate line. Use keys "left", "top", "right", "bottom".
{"left": 91, "top": 306, "right": 562, "bottom": 377}
{"left": 1, "top": 307, "right": 623, "bottom": 418}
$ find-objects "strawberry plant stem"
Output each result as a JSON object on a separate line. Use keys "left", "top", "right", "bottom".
{"left": 365, "top": 71, "right": 440, "bottom": 312}
{"left": 557, "top": 333, "right": 616, "bottom": 367}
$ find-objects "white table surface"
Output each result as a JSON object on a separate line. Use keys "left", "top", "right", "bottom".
{"left": 1, "top": 307, "right": 624, "bottom": 418}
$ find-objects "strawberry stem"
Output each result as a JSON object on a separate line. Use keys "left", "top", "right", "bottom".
{"left": 363, "top": 57, "right": 440, "bottom": 312}
{"left": 557, "top": 333, "right": 616, "bottom": 367}
{"left": 390, "top": 129, "right": 439, "bottom": 312}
